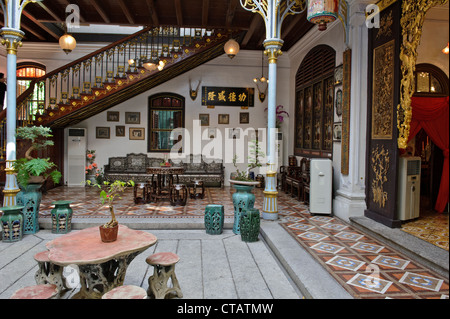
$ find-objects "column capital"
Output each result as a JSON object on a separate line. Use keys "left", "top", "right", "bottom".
{"left": 263, "top": 39, "right": 284, "bottom": 64}
{"left": 1, "top": 27, "right": 25, "bottom": 55}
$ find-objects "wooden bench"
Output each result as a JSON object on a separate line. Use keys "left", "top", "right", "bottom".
{"left": 146, "top": 252, "right": 183, "bottom": 299}
{"left": 10, "top": 284, "right": 58, "bottom": 299}
{"left": 102, "top": 285, "right": 147, "bottom": 299}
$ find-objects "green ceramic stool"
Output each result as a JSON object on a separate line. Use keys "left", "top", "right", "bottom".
{"left": 0, "top": 206, "right": 25, "bottom": 242}
{"left": 51, "top": 200, "right": 73, "bottom": 234}
{"left": 239, "top": 208, "right": 260, "bottom": 242}
{"left": 204, "top": 204, "right": 224, "bottom": 235}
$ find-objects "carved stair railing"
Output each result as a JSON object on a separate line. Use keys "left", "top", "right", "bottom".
{"left": 0, "top": 26, "right": 239, "bottom": 161}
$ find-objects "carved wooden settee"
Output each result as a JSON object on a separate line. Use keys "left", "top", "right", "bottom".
{"left": 103, "top": 153, "right": 224, "bottom": 187}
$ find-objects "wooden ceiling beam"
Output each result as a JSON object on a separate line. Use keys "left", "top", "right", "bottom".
{"left": 22, "top": 10, "right": 60, "bottom": 40}
{"left": 174, "top": 0, "right": 183, "bottom": 26}
{"left": 225, "top": 0, "right": 238, "bottom": 28}
{"left": 202, "top": 0, "right": 209, "bottom": 26}
{"left": 118, "top": 0, "right": 135, "bottom": 24}
{"left": 146, "top": 0, "right": 159, "bottom": 26}
{"left": 36, "top": 1, "right": 63, "bottom": 23}
{"left": 241, "top": 14, "right": 262, "bottom": 47}
{"left": 91, "top": 0, "right": 111, "bottom": 24}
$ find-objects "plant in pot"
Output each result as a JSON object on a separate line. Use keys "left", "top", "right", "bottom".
{"left": 229, "top": 139, "right": 265, "bottom": 235}
{"left": 13, "top": 126, "right": 62, "bottom": 234}
{"left": 87, "top": 179, "right": 135, "bottom": 242}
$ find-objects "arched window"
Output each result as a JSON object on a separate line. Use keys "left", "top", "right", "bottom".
{"left": 294, "top": 45, "right": 336, "bottom": 157}
{"left": 148, "top": 93, "right": 185, "bottom": 152}
{"left": 413, "top": 63, "right": 449, "bottom": 96}
{"left": 16, "top": 62, "right": 46, "bottom": 117}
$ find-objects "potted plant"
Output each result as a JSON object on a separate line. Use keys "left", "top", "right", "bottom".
{"left": 229, "top": 140, "right": 264, "bottom": 235}
{"left": 13, "top": 126, "right": 62, "bottom": 234}
{"left": 87, "top": 179, "right": 134, "bottom": 242}
{"left": 85, "top": 150, "right": 101, "bottom": 184}
{"left": 264, "top": 105, "right": 289, "bottom": 128}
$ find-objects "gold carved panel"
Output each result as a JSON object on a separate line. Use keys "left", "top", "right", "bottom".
{"left": 371, "top": 40, "right": 395, "bottom": 140}
{"left": 371, "top": 145, "right": 390, "bottom": 208}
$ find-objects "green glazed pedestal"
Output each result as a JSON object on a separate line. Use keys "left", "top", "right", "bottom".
{"left": 240, "top": 208, "right": 260, "bottom": 242}
{"left": 0, "top": 206, "right": 25, "bottom": 242}
{"left": 16, "top": 184, "right": 43, "bottom": 234}
{"left": 232, "top": 184, "right": 255, "bottom": 235}
{"left": 51, "top": 200, "right": 73, "bottom": 234}
{"left": 204, "top": 204, "right": 224, "bottom": 235}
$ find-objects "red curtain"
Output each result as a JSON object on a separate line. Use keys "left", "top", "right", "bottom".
{"left": 408, "top": 96, "right": 449, "bottom": 212}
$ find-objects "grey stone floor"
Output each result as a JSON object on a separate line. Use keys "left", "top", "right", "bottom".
{"left": 0, "top": 225, "right": 304, "bottom": 300}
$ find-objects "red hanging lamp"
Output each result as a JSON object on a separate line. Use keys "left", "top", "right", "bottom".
{"left": 307, "top": 0, "right": 340, "bottom": 31}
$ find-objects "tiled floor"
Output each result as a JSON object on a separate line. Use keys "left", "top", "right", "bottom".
{"left": 37, "top": 185, "right": 449, "bottom": 299}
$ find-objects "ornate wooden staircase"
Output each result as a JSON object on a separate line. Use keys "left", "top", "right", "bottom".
{"left": 0, "top": 26, "right": 240, "bottom": 159}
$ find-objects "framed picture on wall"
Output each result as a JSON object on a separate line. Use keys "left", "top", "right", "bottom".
{"left": 96, "top": 127, "right": 110, "bottom": 139}
{"left": 333, "top": 122, "right": 342, "bottom": 141}
{"left": 129, "top": 127, "right": 145, "bottom": 140}
{"left": 107, "top": 111, "right": 120, "bottom": 122}
{"left": 125, "top": 112, "right": 140, "bottom": 124}
{"left": 335, "top": 89, "right": 343, "bottom": 117}
{"left": 115, "top": 125, "right": 125, "bottom": 137}
{"left": 239, "top": 112, "right": 249, "bottom": 124}
{"left": 199, "top": 114, "right": 209, "bottom": 126}
{"left": 218, "top": 114, "right": 229, "bottom": 124}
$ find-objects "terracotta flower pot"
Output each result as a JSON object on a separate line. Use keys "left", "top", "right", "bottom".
{"left": 99, "top": 224, "right": 119, "bottom": 242}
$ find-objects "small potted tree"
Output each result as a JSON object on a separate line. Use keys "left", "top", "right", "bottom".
{"left": 87, "top": 179, "right": 134, "bottom": 242}
{"left": 13, "top": 126, "right": 62, "bottom": 234}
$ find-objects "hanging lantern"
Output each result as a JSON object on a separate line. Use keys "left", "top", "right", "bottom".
{"left": 224, "top": 39, "right": 240, "bottom": 59}
{"left": 59, "top": 33, "right": 77, "bottom": 54}
{"left": 307, "top": 0, "right": 339, "bottom": 31}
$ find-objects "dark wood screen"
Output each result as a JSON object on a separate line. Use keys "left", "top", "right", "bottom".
{"left": 294, "top": 45, "right": 336, "bottom": 158}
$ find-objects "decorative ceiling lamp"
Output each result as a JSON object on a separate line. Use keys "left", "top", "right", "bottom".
{"left": 59, "top": 33, "right": 76, "bottom": 54}
{"left": 307, "top": 0, "right": 340, "bottom": 31}
{"left": 254, "top": 51, "right": 268, "bottom": 102}
{"left": 442, "top": 42, "right": 449, "bottom": 54}
{"left": 224, "top": 38, "right": 240, "bottom": 59}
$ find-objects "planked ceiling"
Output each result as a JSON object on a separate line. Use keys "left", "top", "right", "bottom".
{"left": 1, "top": 0, "right": 314, "bottom": 51}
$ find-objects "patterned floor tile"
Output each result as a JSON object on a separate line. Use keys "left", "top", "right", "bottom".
{"left": 371, "top": 255, "right": 410, "bottom": 270}
{"left": 399, "top": 272, "right": 444, "bottom": 292}
{"left": 351, "top": 242, "right": 385, "bottom": 254}
{"left": 325, "top": 255, "right": 365, "bottom": 271}
{"left": 310, "top": 242, "right": 345, "bottom": 254}
{"left": 297, "top": 231, "right": 329, "bottom": 241}
{"left": 347, "top": 274, "right": 393, "bottom": 294}
{"left": 334, "top": 231, "right": 365, "bottom": 241}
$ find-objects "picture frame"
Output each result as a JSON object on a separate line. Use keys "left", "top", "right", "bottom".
{"left": 107, "top": 111, "right": 119, "bottom": 122}
{"left": 335, "top": 89, "right": 343, "bottom": 117}
{"left": 334, "top": 64, "right": 343, "bottom": 85}
{"left": 218, "top": 114, "right": 229, "bottom": 124}
{"left": 129, "top": 127, "right": 145, "bottom": 140}
{"left": 239, "top": 112, "right": 249, "bottom": 124}
{"left": 333, "top": 122, "right": 342, "bottom": 141}
{"left": 199, "top": 113, "right": 209, "bottom": 126}
{"left": 125, "top": 112, "right": 140, "bottom": 124}
{"left": 96, "top": 127, "right": 110, "bottom": 139}
{"left": 115, "top": 125, "right": 125, "bottom": 137}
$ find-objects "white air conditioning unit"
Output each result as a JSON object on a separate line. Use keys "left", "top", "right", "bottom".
{"left": 310, "top": 158, "right": 332, "bottom": 215}
{"left": 398, "top": 156, "right": 421, "bottom": 221}
{"left": 66, "top": 128, "right": 87, "bottom": 186}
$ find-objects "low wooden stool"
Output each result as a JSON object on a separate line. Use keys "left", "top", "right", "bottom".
{"left": 170, "top": 184, "right": 187, "bottom": 206}
{"left": 134, "top": 183, "right": 149, "bottom": 204}
{"left": 34, "top": 251, "right": 68, "bottom": 292}
{"left": 102, "top": 285, "right": 147, "bottom": 299}
{"left": 10, "top": 284, "right": 58, "bottom": 299}
{"left": 189, "top": 179, "right": 205, "bottom": 199}
{"left": 146, "top": 252, "right": 183, "bottom": 299}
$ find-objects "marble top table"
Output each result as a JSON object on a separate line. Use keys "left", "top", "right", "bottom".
{"left": 147, "top": 166, "right": 184, "bottom": 202}
{"left": 46, "top": 225, "right": 157, "bottom": 299}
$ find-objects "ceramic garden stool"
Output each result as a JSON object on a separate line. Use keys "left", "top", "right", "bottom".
{"left": 189, "top": 179, "right": 205, "bottom": 199}
{"left": 170, "top": 184, "right": 188, "bottom": 206}
{"left": 146, "top": 252, "right": 183, "bottom": 299}
{"left": 51, "top": 200, "right": 73, "bottom": 234}
{"left": 102, "top": 285, "right": 148, "bottom": 299}
{"left": 10, "top": 284, "right": 58, "bottom": 299}
{"left": 0, "top": 205, "right": 24, "bottom": 242}
{"left": 34, "top": 251, "right": 68, "bottom": 292}
{"left": 16, "top": 183, "right": 43, "bottom": 234}
{"left": 204, "top": 204, "right": 224, "bottom": 235}
{"left": 232, "top": 184, "right": 256, "bottom": 235}
{"left": 239, "top": 208, "right": 261, "bottom": 242}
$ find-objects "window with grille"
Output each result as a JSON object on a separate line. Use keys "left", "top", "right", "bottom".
{"left": 147, "top": 93, "right": 185, "bottom": 152}
{"left": 16, "top": 62, "right": 46, "bottom": 118}
{"left": 294, "top": 45, "right": 336, "bottom": 158}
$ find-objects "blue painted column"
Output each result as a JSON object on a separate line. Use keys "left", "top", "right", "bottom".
{"left": 1, "top": 0, "right": 41, "bottom": 206}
